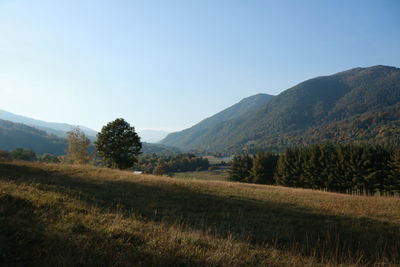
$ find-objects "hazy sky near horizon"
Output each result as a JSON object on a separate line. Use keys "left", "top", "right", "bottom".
{"left": 1, "top": 0, "right": 399, "bottom": 132}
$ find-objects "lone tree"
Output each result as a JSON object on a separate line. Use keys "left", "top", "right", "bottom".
{"left": 96, "top": 118, "right": 142, "bottom": 169}
{"left": 66, "top": 127, "right": 91, "bottom": 164}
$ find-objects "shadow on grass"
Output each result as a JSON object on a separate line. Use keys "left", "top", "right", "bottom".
{"left": 1, "top": 163, "right": 399, "bottom": 264}
{"left": 0, "top": 193, "right": 208, "bottom": 267}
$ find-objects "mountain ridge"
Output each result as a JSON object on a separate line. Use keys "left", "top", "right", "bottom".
{"left": 161, "top": 65, "right": 400, "bottom": 152}
{"left": 0, "top": 118, "right": 67, "bottom": 155}
{"left": 0, "top": 118, "right": 179, "bottom": 156}
{"left": 138, "top": 129, "right": 170, "bottom": 143}
{"left": 160, "top": 93, "right": 274, "bottom": 148}
{"left": 0, "top": 109, "right": 98, "bottom": 138}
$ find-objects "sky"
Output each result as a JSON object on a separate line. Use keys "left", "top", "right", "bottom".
{"left": 1, "top": 0, "right": 399, "bottom": 132}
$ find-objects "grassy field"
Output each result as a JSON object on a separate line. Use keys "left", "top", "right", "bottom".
{"left": 0, "top": 162, "right": 399, "bottom": 266}
{"left": 172, "top": 170, "right": 229, "bottom": 181}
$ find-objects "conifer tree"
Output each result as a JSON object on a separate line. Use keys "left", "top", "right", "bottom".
{"left": 388, "top": 150, "right": 400, "bottom": 195}
{"left": 251, "top": 152, "right": 278, "bottom": 184}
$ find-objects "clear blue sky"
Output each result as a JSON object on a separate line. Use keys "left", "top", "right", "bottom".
{"left": 1, "top": 0, "right": 399, "bottom": 132}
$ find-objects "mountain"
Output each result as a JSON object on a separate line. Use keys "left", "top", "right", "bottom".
{"left": 161, "top": 65, "right": 400, "bottom": 153}
{"left": 160, "top": 93, "right": 274, "bottom": 149}
{"left": 0, "top": 109, "right": 97, "bottom": 138}
{"left": 138, "top": 129, "right": 169, "bottom": 143}
{"left": 141, "top": 142, "right": 181, "bottom": 155}
{"left": 0, "top": 119, "right": 179, "bottom": 156}
{"left": 0, "top": 119, "right": 67, "bottom": 155}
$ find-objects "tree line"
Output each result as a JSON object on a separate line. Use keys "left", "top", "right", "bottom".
{"left": 0, "top": 148, "right": 60, "bottom": 163}
{"left": 229, "top": 143, "right": 400, "bottom": 196}
{"left": 138, "top": 154, "right": 210, "bottom": 175}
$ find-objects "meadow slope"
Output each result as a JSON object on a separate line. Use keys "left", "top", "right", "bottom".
{"left": 0, "top": 162, "right": 399, "bottom": 266}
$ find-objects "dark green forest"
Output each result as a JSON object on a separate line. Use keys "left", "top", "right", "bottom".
{"left": 0, "top": 119, "right": 67, "bottom": 155}
{"left": 230, "top": 143, "right": 400, "bottom": 196}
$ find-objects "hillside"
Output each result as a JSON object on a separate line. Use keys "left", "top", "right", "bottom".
{"left": 0, "top": 109, "right": 97, "bottom": 138}
{"left": 162, "top": 65, "right": 400, "bottom": 152}
{"left": 0, "top": 162, "right": 399, "bottom": 266}
{"left": 0, "top": 119, "right": 178, "bottom": 156}
{"left": 160, "top": 93, "right": 274, "bottom": 149}
{"left": 141, "top": 142, "right": 181, "bottom": 155}
{"left": 138, "top": 129, "right": 169, "bottom": 143}
{"left": 0, "top": 119, "right": 67, "bottom": 155}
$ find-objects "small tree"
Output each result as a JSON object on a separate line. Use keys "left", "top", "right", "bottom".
{"left": 95, "top": 118, "right": 142, "bottom": 169}
{"left": 10, "top": 148, "right": 36, "bottom": 161}
{"left": 66, "top": 127, "right": 91, "bottom": 164}
{"left": 39, "top": 153, "right": 60, "bottom": 163}
{"left": 153, "top": 159, "right": 166, "bottom": 176}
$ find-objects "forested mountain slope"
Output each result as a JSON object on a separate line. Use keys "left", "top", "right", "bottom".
{"left": 160, "top": 93, "right": 274, "bottom": 149}
{"left": 0, "top": 119, "right": 67, "bottom": 155}
{"left": 163, "top": 65, "right": 400, "bottom": 152}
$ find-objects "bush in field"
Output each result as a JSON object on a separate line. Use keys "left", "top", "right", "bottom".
{"left": 10, "top": 148, "right": 36, "bottom": 161}
{"left": 39, "top": 153, "right": 60, "bottom": 163}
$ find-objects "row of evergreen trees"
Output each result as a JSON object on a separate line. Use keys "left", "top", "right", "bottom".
{"left": 229, "top": 143, "right": 400, "bottom": 196}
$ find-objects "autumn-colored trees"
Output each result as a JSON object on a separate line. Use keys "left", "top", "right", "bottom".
{"left": 65, "top": 127, "right": 92, "bottom": 164}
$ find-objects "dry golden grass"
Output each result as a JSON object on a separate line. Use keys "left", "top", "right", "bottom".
{"left": 172, "top": 170, "right": 229, "bottom": 181}
{"left": 0, "top": 162, "right": 399, "bottom": 266}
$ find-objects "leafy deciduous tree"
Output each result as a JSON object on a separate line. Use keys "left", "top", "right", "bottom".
{"left": 95, "top": 118, "right": 142, "bottom": 169}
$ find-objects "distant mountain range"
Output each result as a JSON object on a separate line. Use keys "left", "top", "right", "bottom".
{"left": 161, "top": 65, "right": 400, "bottom": 153}
{"left": 0, "top": 112, "right": 178, "bottom": 155}
{"left": 138, "top": 129, "right": 169, "bottom": 143}
{"left": 0, "top": 109, "right": 98, "bottom": 138}
{"left": 0, "top": 110, "right": 171, "bottom": 143}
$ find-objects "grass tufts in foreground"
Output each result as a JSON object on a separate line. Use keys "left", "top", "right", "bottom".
{"left": 0, "top": 162, "right": 399, "bottom": 266}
